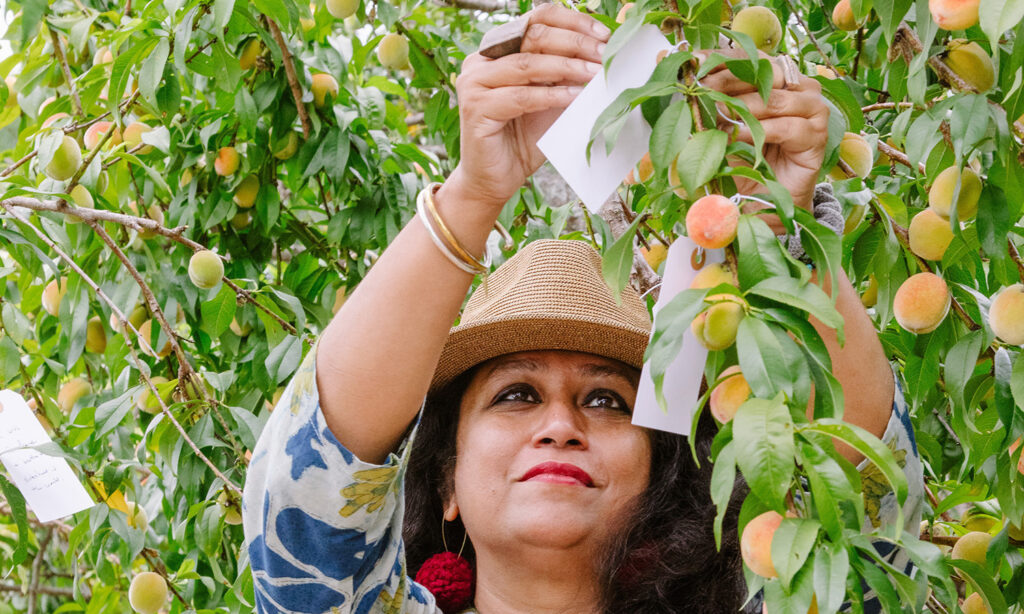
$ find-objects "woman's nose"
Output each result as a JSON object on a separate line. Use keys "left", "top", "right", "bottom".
{"left": 531, "top": 399, "right": 587, "bottom": 448}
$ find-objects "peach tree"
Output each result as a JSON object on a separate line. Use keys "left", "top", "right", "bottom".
{"left": 0, "top": 0, "right": 1022, "bottom": 613}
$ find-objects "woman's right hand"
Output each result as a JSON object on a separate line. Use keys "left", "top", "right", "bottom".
{"left": 443, "top": 4, "right": 611, "bottom": 213}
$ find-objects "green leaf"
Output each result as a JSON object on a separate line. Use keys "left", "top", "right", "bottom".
{"left": 649, "top": 99, "right": 691, "bottom": 170}
{"left": 0, "top": 473, "right": 29, "bottom": 566}
{"left": 732, "top": 394, "right": 795, "bottom": 510}
{"left": 736, "top": 317, "right": 792, "bottom": 400}
{"left": 748, "top": 276, "right": 844, "bottom": 331}
{"left": 265, "top": 335, "right": 303, "bottom": 384}
{"left": 201, "top": 285, "right": 237, "bottom": 338}
{"left": 710, "top": 440, "right": 737, "bottom": 549}
{"left": 801, "top": 443, "right": 861, "bottom": 541}
{"left": 674, "top": 130, "right": 727, "bottom": 196}
{"left": 253, "top": 0, "right": 291, "bottom": 27}
{"left": 949, "top": 559, "right": 1009, "bottom": 613}
{"left": 139, "top": 38, "right": 169, "bottom": 104}
{"left": 771, "top": 518, "right": 821, "bottom": 592}
{"left": 812, "top": 541, "right": 850, "bottom": 614}
{"left": 980, "top": 0, "right": 1024, "bottom": 50}
{"left": 601, "top": 214, "right": 644, "bottom": 302}
{"left": 944, "top": 330, "right": 986, "bottom": 410}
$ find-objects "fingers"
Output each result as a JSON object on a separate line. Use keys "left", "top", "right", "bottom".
{"left": 698, "top": 50, "right": 821, "bottom": 96}
{"left": 724, "top": 88, "right": 828, "bottom": 122}
{"left": 527, "top": 3, "right": 612, "bottom": 42}
{"left": 521, "top": 22, "right": 607, "bottom": 63}
{"left": 468, "top": 85, "right": 584, "bottom": 122}
{"left": 723, "top": 116, "right": 828, "bottom": 154}
{"left": 473, "top": 53, "right": 601, "bottom": 88}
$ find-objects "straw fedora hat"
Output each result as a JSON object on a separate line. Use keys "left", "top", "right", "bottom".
{"left": 430, "top": 239, "right": 653, "bottom": 393}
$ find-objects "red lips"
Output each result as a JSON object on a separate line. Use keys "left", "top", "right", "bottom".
{"left": 520, "top": 461, "right": 594, "bottom": 487}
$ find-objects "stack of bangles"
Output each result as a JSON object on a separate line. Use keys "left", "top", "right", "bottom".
{"left": 417, "top": 182, "right": 492, "bottom": 276}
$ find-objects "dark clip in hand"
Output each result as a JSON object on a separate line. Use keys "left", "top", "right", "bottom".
{"left": 478, "top": 16, "right": 530, "bottom": 59}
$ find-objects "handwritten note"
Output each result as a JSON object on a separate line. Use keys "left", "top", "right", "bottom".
{"left": 632, "top": 238, "right": 724, "bottom": 436}
{"left": 537, "top": 25, "right": 674, "bottom": 213}
{"left": 0, "top": 390, "right": 93, "bottom": 522}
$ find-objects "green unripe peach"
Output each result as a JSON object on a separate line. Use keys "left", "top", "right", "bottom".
{"left": 1008, "top": 522, "right": 1024, "bottom": 541}
{"left": 930, "top": 0, "right": 980, "bottom": 31}
{"left": 188, "top": 250, "right": 224, "bottom": 290}
{"left": 45, "top": 135, "right": 82, "bottom": 181}
{"left": 138, "top": 319, "right": 172, "bottom": 359}
{"left": 908, "top": 208, "right": 954, "bottom": 261}
{"left": 135, "top": 376, "right": 170, "bottom": 414}
{"left": 86, "top": 316, "right": 107, "bottom": 353}
{"left": 861, "top": 275, "right": 879, "bottom": 308}
{"left": 234, "top": 174, "right": 259, "bottom": 209}
{"left": 828, "top": 132, "right": 873, "bottom": 180}
{"left": 214, "top": 146, "right": 240, "bottom": 176}
{"left": 843, "top": 203, "right": 867, "bottom": 234}
{"left": 230, "top": 317, "right": 253, "bottom": 337}
{"left": 377, "top": 33, "right": 410, "bottom": 69}
{"left": 230, "top": 211, "right": 252, "bottom": 230}
{"left": 42, "top": 277, "right": 68, "bottom": 317}
{"left": 3, "top": 76, "right": 17, "bottom": 110}
{"left": 710, "top": 366, "right": 750, "bottom": 423}
{"left": 111, "top": 304, "right": 149, "bottom": 336}
{"left": 741, "top": 510, "right": 783, "bottom": 578}
{"left": 690, "top": 262, "right": 736, "bottom": 291}
{"left": 274, "top": 132, "right": 301, "bottom": 160}
{"left": 989, "top": 283, "right": 1024, "bottom": 345}
{"left": 93, "top": 46, "right": 114, "bottom": 66}
{"left": 57, "top": 377, "right": 92, "bottom": 414}
{"left": 65, "top": 184, "right": 94, "bottom": 225}
{"left": 124, "top": 500, "right": 149, "bottom": 531}
{"left": 128, "top": 202, "right": 165, "bottom": 240}
{"left": 945, "top": 40, "right": 994, "bottom": 92}
{"left": 311, "top": 73, "right": 339, "bottom": 108}
{"left": 327, "top": 0, "right": 359, "bottom": 19}
{"left": 962, "top": 592, "right": 990, "bottom": 614}
{"left": 641, "top": 244, "right": 668, "bottom": 272}
{"left": 692, "top": 296, "right": 746, "bottom": 351}
{"left": 128, "top": 572, "right": 167, "bottom": 614}
{"left": 218, "top": 490, "right": 243, "bottom": 525}
{"left": 893, "top": 272, "right": 950, "bottom": 334}
{"left": 123, "top": 122, "right": 154, "bottom": 154}
{"left": 951, "top": 531, "right": 992, "bottom": 566}
{"left": 686, "top": 195, "right": 739, "bottom": 249}
{"left": 832, "top": 0, "right": 859, "bottom": 30}
{"left": 731, "top": 6, "right": 783, "bottom": 54}
{"left": 929, "top": 165, "right": 981, "bottom": 221}
{"left": 239, "top": 38, "right": 262, "bottom": 71}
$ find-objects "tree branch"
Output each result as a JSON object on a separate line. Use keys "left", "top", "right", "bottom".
{"left": 267, "top": 19, "right": 312, "bottom": 138}
{"left": 48, "top": 30, "right": 82, "bottom": 118}
{"left": 877, "top": 139, "right": 926, "bottom": 175}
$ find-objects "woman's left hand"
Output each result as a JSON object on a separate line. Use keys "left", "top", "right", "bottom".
{"left": 698, "top": 50, "right": 831, "bottom": 224}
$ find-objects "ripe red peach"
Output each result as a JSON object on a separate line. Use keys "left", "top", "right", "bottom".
{"left": 828, "top": 132, "right": 873, "bottom": 180}
{"left": 893, "top": 272, "right": 950, "bottom": 334}
{"left": 214, "top": 146, "right": 240, "bottom": 176}
{"left": 908, "top": 208, "right": 954, "bottom": 261}
{"left": 990, "top": 284, "right": 1024, "bottom": 345}
{"left": 832, "top": 0, "right": 858, "bottom": 30}
{"left": 685, "top": 195, "right": 739, "bottom": 249}
{"left": 710, "top": 366, "right": 750, "bottom": 423}
{"left": 928, "top": 165, "right": 982, "bottom": 221}
{"left": 741, "top": 510, "right": 783, "bottom": 578}
{"left": 929, "top": 0, "right": 979, "bottom": 30}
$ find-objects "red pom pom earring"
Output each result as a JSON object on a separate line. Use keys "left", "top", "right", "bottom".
{"left": 414, "top": 515, "right": 474, "bottom": 614}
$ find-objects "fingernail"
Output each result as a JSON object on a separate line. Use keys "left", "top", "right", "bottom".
{"left": 587, "top": 61, "right": 601, "bottom": 74}
{"left": 568, "top": 86, "right": 584, "bottom": 96}
{"left": 593, "top": 22, "right": 611, "bottom": 38}
{"left": 596, "top": 42, "right": 607, "bottom": 57}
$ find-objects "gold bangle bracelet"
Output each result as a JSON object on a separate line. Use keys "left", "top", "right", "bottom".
{"left": 420, "top": 182, "right": 490, "bottom": 274}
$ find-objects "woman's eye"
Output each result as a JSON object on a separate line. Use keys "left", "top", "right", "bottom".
{"left": 494, "top": 386, "right": 538, "bottom": 404}
{"left": 584, "top": 390, "right": 629, "bottom": 412}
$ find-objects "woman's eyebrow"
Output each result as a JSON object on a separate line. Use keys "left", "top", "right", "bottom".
{"left": 577, "top": 363, "right": 639, "bottom": 387}
{"left": 482, "top": 357, "right": 544, "bottom": 380}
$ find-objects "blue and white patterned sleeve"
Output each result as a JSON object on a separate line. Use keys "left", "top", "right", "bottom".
{"left": 242, "top": 344, "right": 440, "bottom": 614}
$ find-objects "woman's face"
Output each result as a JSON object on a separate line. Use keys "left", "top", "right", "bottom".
{"left": 449, "top": 350, "right": 652, "bottom": 556}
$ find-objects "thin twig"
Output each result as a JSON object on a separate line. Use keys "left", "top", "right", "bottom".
{"left": 861, "top": 101, "right": 918, "bottom": 113}
{"left": 877, "top": 140, "right": 926, "bottom": 175}
{"left": 26, "top": 529, "right": 53, "bottom": 614}
{"left": 48, "top": 31, "right": 82, "bottom": 117}
{"left": 267, "top": 19, "right": 311, "bottom": 138}
{"left": 782, "top": 0, "right": 841, "bottom": 77}
{"left": 437, "top": 0, "right": 513, "bottom": 11}
{"left": 140, "top": 549, "right": 190, "bottom": 607}
{"left": 1008, "top": 240, "right": 1024, "bottom": 284}
{"left": 0, "top": 581, "right": 80, "bottom": 599}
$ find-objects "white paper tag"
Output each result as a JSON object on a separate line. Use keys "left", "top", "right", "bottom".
{"left": 632, "top": 239, "right": 725, "bottom": 436}
{"left": 537, "top": 25, "right": 674, "bottom": 213}
{"left": 0, "top": 390, "right": 94, "bottom": 522}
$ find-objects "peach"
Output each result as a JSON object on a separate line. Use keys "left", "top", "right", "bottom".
{"left": 327, "top": 0, "right": 359, "bottom": 19}
{"left": 963, "top": 592, "right": 990, "bottom": 614}
{"left": 692, "top": 296, "right": 746, "bottom": 351}
{"left": 84, "top": 121, "right": 121, "bottom": 150}
{"left": 230, "top": 211, "right": 252, "bottom": 230}
{"left": 128, "top": 202, "right": 165, "bottom": 240}
{"left": 66, "top": 184, "right": 94, "bottom": 224}
{"left": 642, "top": 243, "right": 668, "bottom": 271}
{"left": 311, "top": 73, "right": 339, "bottom": 108}
{"left": 828, "top": 132, "right": 873, "bottom": 180}
{"left": 135, "top": 376, "right": 170, "bottom": 414}
{"left": 111, "top": 304, "right": 149, "bottom": 335}
{"left": 238, "top": 38, "right": 262, "bottom": 71}
{"left": 731, "top": 6, "right": 783, "bottom": 53}
{"left": 57, "top": 377, "right": 92, "bottom": 413}
{"left": 274, "top": 132, "right": 300, "bottom": 160}
{"left": 951, "top": 531, "right": 992, "bottom": 566}
{"left": 42, "top": 277, "right": 68, "bottom": 317}
{"left": 832, "top": 0, "right": 858, "bottom": 30}
{"left": 234, "top": 174, "right": 260, "bottom": 208}
{"left": 86, "top": 316, "right": 107, "bottom": 353}
{"left": 45, "top": 135, "right": 82, "bottom": 181}
{"left": 93, "top": 46, "right": 114, "bottom": 66}
{"left": 928, "top": 165, "right": 981, "bottom": 221}
{"left": 138, "top": 319, "right": 172, "bottom": 359}
{"left": 3, "top": 75, "right": 17, "bottom": 110}
{"left": 893, "top": 272, "right": 950, "bottom": 334}
{"left": 929, "top": 0, "right": 979, "bottom": 30}
{"left": 214, "top": 146, "right": 240, "bottom": 176}
{"left": 908, "top": 208, "right": 954, "bottom": 261}
{"left": 690, "top": 262, "right": 736, "bottom": 290}
{"left": 230, "top": 317, "right": 252, "bottom": 337}
{"left": 377, "top": 33, "right": 410, "bottom": 69}
{"left": 710, "top": 366, "right": 750, "bottom": 423}
{"left": 124, "top": 500, "right": 149, "bottom": 531}
{"left": 989, "top": 283, "right": 1024, "bottom": 345}
{"left": 625, "top": 152, "right": 654, "bottom": 185}
{"left": 741, "top": 510, "right": 783, "bottom": 578}
{"left": 122, "top": 122, "right": 153, "bottom": 154}
{"left": 685, "top": 195, "right": 739, "bottom": 249}
{"left": 945, "top": 40, "right": 994, "bottom": 92}
{"left": 616, "top": 2, "right": 634, "bottom": 24}
{"left": 218, "top": 490, "right": 243, "bottom": 525}
{"left": 188, "top": 250, "right": 224, "bottom": 290}
{"left": 128, "top": 572, "right": 167, "bottom": 614}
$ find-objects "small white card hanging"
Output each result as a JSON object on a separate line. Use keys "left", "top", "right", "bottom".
{"left": 0, "top": 390, "right": 94, "bottom": 522}
{"left": 537, "top": 25, "right": 674, "bottom": 213}
{"left": 632, "top": 238, "right": 724, "bottom": 436}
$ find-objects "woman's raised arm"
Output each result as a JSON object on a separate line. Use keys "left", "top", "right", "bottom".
{"left": 314, "top": 5, "right": 610, "bottom": 464}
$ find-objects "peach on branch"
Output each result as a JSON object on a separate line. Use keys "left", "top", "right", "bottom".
{"left": 624, "top": 152, "right": 654, "bottom": 185}
{"left": 377, "top": 33, "right": 410, "bottom": 70}
{"left": 57, "top": 378, "right": 92, "bottom": 414}
{"left": 42, "top": 277, "right": 68, "bottom": 317}
{"left": 641, "top": 243, "right": 668, "bottom": 272}
{"left": 138, "top": 319, "right": 172, "bottom": 359}
{"left": 691, "top": 296, "right": 746, "bottom": 351}
{"left": 686, "top": 195, "right": 739, "bottom": 249}
{"left": 731, "top": 6, "right": 782, "bottom": 53}
{"left": 327, "top": 0, "right": 359, "bottom": 19}
{"left": 230, "top": 211, "right": 252, "bottom": 230}
{"left": 616, "top": 2, "right": 634, "bottom": 23}
{"left": 893, "top": 272, "right": 950, "bottom": 334}
{"left": 239, "top": 38, "right": 262, "bottom": 71}
{"left": 908, "top": 208, "right": 954, "bottom": 261}
{"left": 690, "top": 262, "right": 736, "bottom": 290}
{"left": 124, "top": 500, "right": 149, "bottom": 531}
{"left": 3, "top": 76, "right": 17, "bottom": 110}
{"left": 128, "top": 202, "right": 165, "bottom": 240}
{"left": 832, "top": 0, "right": 859, "bottom": 30}
{"left": 218, "top": 490, "right": 243, "bottom": 525}
{"left": 928, "top": 165, "right": 981, "bottom": 221}
{"left": 233, "top": 174, "right": 260, "bottom": 208}
{"left": 66, "top": 184, "right": 94, "bottom": 224}
{"left": 843, "top": 203, "right": 867, "bottom": 234}
{"left": 84, "top": 120, "right": 120, "bottom": 150}
{"left": 85, "top": 316, "right": 107, "bottom": 353}
{"left": 274, "top": 131, "right": 301, "bottom": 160}
{"left": 929, "top": 0, "right": 979, "bottom": 30}
{"left": 311, "top": 73, "right": 339, "bottom": 108}
{"left": 188, "top": 250, "right": 224, "bottom": 290}
{"left": 123, "top": 122, "right": 154, "bottom": 154}
{"left": 944, "top": 40, "right": 995, "bottom": 92}
{"left": 989, "top": 283, "right": 1024, "bottom": 345}
{"left": 230, "top": 317, "right": 252, "bottom": 337}
{"left": 828, "top": 132, "right": 873, "bottom": 180}
{"left": 214, "top": 146, "right": 240, "bottom": 176}
{"left": 45, "top": 135, "right": 82, "bottom": 181}
{"left": 710, "top": 366, "right": 750, "bottom": 423}
{"left": 93, "top": 46, "right": 114, "bottom": 66}
{"left": 128, "top": 572, "right": 167, "bottom": 614}
{"left": 135, "top": 376, "right": 170, "bottom": 414}
{"left": 741, "top": 510, "right": 783, "bottom": 578}
{"left": 951, "top": 531, "right": 992, "bottom": 566}
{"left": 963, "top": 592, "right": 991, "bottom": 614}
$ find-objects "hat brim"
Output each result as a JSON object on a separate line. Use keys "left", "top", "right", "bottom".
{"left": 430, "top": 314, "right": 651, "bottom": 394}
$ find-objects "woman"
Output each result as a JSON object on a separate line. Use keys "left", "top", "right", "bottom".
{"left": 242, "top": 5, "right": 921, "bottom": 613}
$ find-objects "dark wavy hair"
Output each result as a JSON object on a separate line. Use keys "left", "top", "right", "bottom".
{"left": 403, "top": 365, "right": 755, "bottom": 613}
